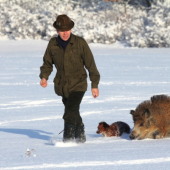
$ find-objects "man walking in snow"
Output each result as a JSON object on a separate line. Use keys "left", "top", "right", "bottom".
{"left": 39, "top": 14, "right": 100, "bottom": 143}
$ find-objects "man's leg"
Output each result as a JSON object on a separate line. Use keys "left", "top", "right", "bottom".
{"left": 63, "top": 91, "right": 85, "bottom": 126}
{"left": 62, "top": 91, "right": 85, "bottom": 143}
{"left": 75, "top": 123, "right": 86, "bottom": 143}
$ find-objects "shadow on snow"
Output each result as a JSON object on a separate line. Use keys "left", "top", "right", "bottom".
{"left": 88, "top": 132, "right": 131, "bottom": 140}
{"left": 0, "top": 128, "right": 53, "bottom": 141}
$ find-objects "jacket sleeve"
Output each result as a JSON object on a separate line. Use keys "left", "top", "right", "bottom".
{"left": 39, "top": 41, "right": 53, "bottom": 80}
{"left": 82, "top": 39, "right": 100, "bottom": 88}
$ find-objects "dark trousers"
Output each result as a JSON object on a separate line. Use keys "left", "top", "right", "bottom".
{"left": 62, "top": 91, "right": 85, "bottom": 126}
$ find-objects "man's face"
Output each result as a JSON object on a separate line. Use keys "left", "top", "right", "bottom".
{"left": 57, "top": 30, "right": 71, "bottom": 41}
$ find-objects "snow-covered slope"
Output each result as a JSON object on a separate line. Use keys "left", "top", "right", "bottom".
{"left": 0, "top": 0, "right": 170, "bottom": 47}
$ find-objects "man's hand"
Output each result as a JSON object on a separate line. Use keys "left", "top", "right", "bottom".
{"left": 91, "top": 88, "right": 99, "bottom": 98}
{"left": 40, "top": 78, "right": 47, "bottom": 88}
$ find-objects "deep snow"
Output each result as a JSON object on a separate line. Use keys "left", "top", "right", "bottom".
{"left": 1, "top": 40, "right": 170, "bottom": 169}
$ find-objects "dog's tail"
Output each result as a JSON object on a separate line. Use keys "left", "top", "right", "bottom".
{"left": 115, "top": 121, "right": 130, "bottom": 136}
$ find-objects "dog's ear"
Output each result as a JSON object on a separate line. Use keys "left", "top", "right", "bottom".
{"left": 102, "top": 122, "right": 109, "bottom": 128}
{"left": 99, "top": 121, "right": 105, "bottom": 125}
{"left": 99, "top": 121, "right": 106, "bottom": 126}
{"left": 99, "top": 121, "right": 109, "bottom": 128}
{"left": 130, "top": 110, "right": 135, "bottom": 115}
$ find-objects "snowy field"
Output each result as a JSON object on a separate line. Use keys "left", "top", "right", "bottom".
{"left": 1, "top": 40, "right": 170, "bottom": 169}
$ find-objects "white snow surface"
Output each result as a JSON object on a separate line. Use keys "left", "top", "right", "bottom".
{"left": 1, "top": 40, "right": 170, "bottom": 169}
{"left": 0, "top": 0, "right": 170, "bottom": 47}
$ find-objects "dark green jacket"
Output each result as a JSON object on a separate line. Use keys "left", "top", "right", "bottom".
{"left": 40, "top": 33, "right": 100, "bottom": 98}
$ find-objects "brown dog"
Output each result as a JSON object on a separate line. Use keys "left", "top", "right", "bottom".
{"left": 96, "top": 121, "right": 130, "bottom": 137}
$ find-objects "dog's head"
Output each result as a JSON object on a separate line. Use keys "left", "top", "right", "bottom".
{"left": 96, "top": 122, "right": 110, "bottom": 134}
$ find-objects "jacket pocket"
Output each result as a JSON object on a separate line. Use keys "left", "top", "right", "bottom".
{"left": 68, "top": 74, "right": 87, "bottom": 94}
{"left": 69, "top": 48, "right": 82, "bottom": 72}
{"left": 71, "top": 48, "right": 81, "bottom": 60}
{"left": 68, "top": 76, "right": 81, "bottom": 90}
{"left": 51, "top": 47, "right": 63, "bottom": 70}
{"left": 72, "top": 48, "right": 79, "bottom": 54}
{"left": 53, "top": 76, "right": 63, "bottom": 96}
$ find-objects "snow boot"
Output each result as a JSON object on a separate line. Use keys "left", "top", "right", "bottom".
{"left": 75, "top": 123, "right": 86, "bottom": 143}
{"left": 63, "top": 123, "right": 76, "bottom": 143}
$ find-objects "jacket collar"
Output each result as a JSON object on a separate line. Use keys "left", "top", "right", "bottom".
{"left": 65, "top": 33, "right": 76, "bottom": 52}
{"left": 54, "top": 33, "right": 76, "bottom": 51}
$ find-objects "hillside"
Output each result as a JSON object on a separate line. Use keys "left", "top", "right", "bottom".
{"left": 0, "top": 0, "right": 170, "bottom": 47}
